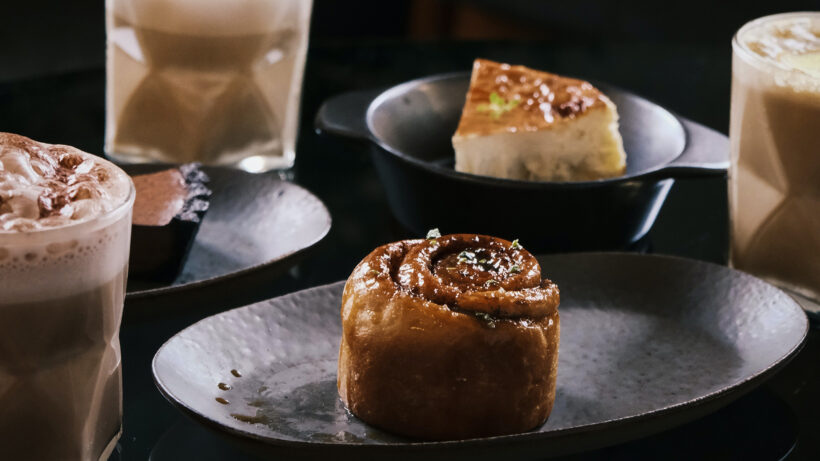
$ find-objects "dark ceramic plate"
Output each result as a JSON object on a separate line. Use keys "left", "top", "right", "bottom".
{"left": 122, "top": 165, "right": 331, "bottom": 320}
{"left": 152, "top": 253, "right": 808, "bottom": 460}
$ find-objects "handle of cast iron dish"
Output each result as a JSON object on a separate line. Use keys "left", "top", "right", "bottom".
{"left": 314, "top": 89, "right": 383, "bottom": 141}
{"left": 656, "top": 118, "right": 730, "bottom": 179}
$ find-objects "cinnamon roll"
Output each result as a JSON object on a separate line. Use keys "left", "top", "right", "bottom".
{"left": 338, "top": 233, "right": 560, "bottom": 440}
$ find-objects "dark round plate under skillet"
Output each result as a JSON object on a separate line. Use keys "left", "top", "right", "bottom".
{"left": 152, "top": 253, "right": 807, "bottom": 460}
{"left": 123, "top": 164, "right": 331, "bottom": 320}
{"left": 316, "top": 73, "right": 729, "bottom": 252}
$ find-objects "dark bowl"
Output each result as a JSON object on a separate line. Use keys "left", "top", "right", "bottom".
{"left": 315, "top": 73, "right": 728, "bottom": 252}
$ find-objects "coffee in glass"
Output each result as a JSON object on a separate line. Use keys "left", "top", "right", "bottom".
{"left": 730, "top": 12, "right": 820, "bottom": 305}
{"left": 105, "top": 0, "right": 313, "bottom": 172}
{"left": 0, "top": 133, "right": 134, "bottom": 460}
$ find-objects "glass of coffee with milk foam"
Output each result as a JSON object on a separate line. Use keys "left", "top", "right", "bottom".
{"left": 105, "top": 0, "right": 313, "bottom": 172}
{"left": 0, "top": 133, "right": 134, "bottom": 460}
{"left": 731, "top": 13, "right": 820, "bottom": 309}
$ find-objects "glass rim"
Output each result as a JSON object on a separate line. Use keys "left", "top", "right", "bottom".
{"left": 732, "top": 11, "right": 820, "bottom": 77}
{"left": 0, "top": 156, "right": 135, "bottom": 243}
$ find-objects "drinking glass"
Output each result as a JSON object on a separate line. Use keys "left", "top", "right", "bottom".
{"left": 730, "top": 12, "right": 820, "bottom": 309}
{"left": 0, "top": 164, "right": 134, "bottom": 460}
{"left": 105, "top": 0, "right": 313, "bottom": 172}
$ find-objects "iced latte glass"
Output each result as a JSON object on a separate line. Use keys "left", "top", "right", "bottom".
{"left": 105, "top": 0, "right": 313, "bottom": 172}
{"left": 0, "top": 134, "right": 134, "bottom": 460}
{"left": 730, "top": 13, "right": 820, "bottom": 307}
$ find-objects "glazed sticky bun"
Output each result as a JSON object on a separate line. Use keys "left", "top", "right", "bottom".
{"left": 338, "top": 232, "right": 560, "bottom": 440}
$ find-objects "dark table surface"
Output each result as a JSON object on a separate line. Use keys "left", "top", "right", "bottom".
{"left": 0, "top": 40, "right": 817, "bottom": 460}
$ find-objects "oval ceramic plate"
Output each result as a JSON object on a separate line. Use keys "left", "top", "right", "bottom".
{"left": 152, "top": 253, "right": 808, "bottom": 460}
{"left": 123, "top": 165, "right": 331, "bottom": 319}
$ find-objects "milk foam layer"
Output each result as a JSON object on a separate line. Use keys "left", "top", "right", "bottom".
{"left": 0, "top": 133, "right": 133, "bottom": 303}
{"left": 0, "top": 133, "right": 131, "bottom": 232}
{"left": 0, "top": 217, "right": 131, "bottom": 303}
{"left": 110, "top": 0, "right": 308, "bottom": 35}
{"left": 738, "top": 13, "right": 820, "bottom": 88}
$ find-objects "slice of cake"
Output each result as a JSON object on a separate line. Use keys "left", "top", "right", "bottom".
{"left": 452, "top": 59, "right": 626, "bottom": 181}
{"left": 130, "top": 164, "right": 211, "bottom": 282}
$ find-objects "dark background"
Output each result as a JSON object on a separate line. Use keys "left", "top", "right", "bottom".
{"left": 2, "top": 0, "right": 819, "bottom": 84}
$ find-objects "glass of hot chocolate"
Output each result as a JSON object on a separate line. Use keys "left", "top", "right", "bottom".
{"left": 0, "top": 133, "right": 134, "bottom": 460}
{"left": 730, "top": 13, "right": 820, "bottom": 309}
{"left": 105, "top": 0, "right": 313, "bottom": 172}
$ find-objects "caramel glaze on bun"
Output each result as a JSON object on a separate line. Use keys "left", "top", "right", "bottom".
{"left": 338, "top": 233, "right": 560, "bottom": 440}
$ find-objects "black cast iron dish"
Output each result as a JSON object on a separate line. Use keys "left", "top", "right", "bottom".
{"left": 315, "top": 73, "right": 728, "bottom": 252}
{"left": 152, "top": 253, "right": 807, "bottom": 460}
{"left": 122, "top": 164, "right": 331, "bottom": 321}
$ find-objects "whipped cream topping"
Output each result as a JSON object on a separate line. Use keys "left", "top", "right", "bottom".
{"left": 0, "top": 133, "right": 131, "bottom": 232}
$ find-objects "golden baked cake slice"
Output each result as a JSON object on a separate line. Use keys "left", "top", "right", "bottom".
{"left": 452, "top": 59, "right": 626, "bottom": 181}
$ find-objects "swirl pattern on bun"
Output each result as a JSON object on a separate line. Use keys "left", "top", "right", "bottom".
{"left": 338, "top": 233, "right": 560, "bottom": 440}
